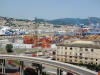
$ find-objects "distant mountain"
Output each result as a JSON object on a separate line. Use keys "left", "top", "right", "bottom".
{"left": 35, "top": 17, "right": 100, "bottom": 25}
{"left": 0, "top": 16, "right": 100, "bottom": 26}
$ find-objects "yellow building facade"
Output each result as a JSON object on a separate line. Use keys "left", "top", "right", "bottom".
{"left": 56, "top": 40, "right": 100, "bottom": 65}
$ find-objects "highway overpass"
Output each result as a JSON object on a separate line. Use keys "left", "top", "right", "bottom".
{"left": 0, "top": 55, "right": 97, "bottom": 75}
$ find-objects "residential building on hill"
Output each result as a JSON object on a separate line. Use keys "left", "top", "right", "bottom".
{"left": 0, "top": 18, "right": 6, "bottom": 25}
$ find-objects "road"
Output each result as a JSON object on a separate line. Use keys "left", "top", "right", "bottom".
{"left": 0, "top": 55, "right": 97, "bottom": 75}
{"left": 0, "top": 59, "right": 58, "bottom": 74}
{"left": 24, "top": 61, "right": 57, "bottom": 74}
{"left": 24, "top": 61, "right": 76, "bottom": 75}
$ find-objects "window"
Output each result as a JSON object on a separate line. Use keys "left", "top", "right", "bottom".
{"left": 65, "top": 59, "right": 67, "bottom": 62}
{"left": 80, "top": 61, "right": 82, "bottom": 63}
{"left": 91, "top": 58, "right": 93, "bottom": 60}
{"left": 75, "top": 56, "right": 77, "bottom": 59}
{"left": 80, "top": 53, "right": 82, "bottom": 56}
{"left": 70, "top": 60, "right": 72, "bottom": 62}
{"left": 96, "top": 59, "right": 97, "bottom": 61}
{"left": 85, "top": 58, "right": 88, "bottom": 60}
{"left": 70, "top": 56, "right": 72, "bottom": 58}
{"left": 96, "top": 63, "right": 97, "bottom": 65}
{"left": 75, "top": 60, "right": 77, "bottom": 62}
{"left": 70, "top": 47, "right": 72, "bottom": 50}
{"left": 75, "top": 53, "right": 77, "bottom": 55}
{"left": 85, "top": 48, "right": 88, "bottom": 51}
{"left": 65, "top": 47, "right": 67, "bottom": 50}
{"left": 91, "top": 49, "right": 94, "bottom": 52}
{"left": 80, "top": 57, "right": 82, "bottom": 59}
{"left": 91, "top": 62, "right": 93, "bottom": 64}
{"left": 85, "top": 61, "right": 87, "bottom": 64}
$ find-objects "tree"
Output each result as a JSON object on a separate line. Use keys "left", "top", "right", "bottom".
{"left": 5, "top": 44, "right": 13, "bottom": 53}
{"left": 24, "top": 67, "right": 38, "bottom": 75}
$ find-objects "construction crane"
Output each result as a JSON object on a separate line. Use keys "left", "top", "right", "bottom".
{"left": 88, "top": 16, "right": 91, "bottom": 26}
{"left": 75, "top": 19, "right": 85, "bottom": 38}
{"left": 34, "top": 17, "right": 39, "bottom": 56}
{"left": 34, "top": 17, "right": 38, "bottom": 46}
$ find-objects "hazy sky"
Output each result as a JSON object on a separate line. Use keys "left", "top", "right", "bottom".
{"left": 0, "top": 0, "right": 100, "bottom": 19}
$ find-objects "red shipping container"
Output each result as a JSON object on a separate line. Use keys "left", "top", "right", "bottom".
{"left": 41, "top": 43, "right": 50, "bottom": 48}
{"left": 32, "top": 54, "right": 36, "bottom": 57}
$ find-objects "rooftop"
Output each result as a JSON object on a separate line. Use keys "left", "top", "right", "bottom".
{"left": 57, "top": 44, "right": 100, "bottom": 49}
{"left": 72, "top": 40, "right": 95, "bottom": 44}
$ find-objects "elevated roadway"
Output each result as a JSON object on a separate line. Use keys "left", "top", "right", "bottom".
{"left": 0, "top": 55, "right": 97, "bottom": 75}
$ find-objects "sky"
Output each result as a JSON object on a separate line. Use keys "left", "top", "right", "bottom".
{"left": 0, "top": 0, "right": 100, "bottom": 20}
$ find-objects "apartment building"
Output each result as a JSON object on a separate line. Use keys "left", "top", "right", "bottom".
{"left": 56, "top": 40, "right": 100, "bottom": 65}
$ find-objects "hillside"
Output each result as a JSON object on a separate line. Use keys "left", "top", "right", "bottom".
{"left": 36, "top": 17, "right": 100, "bottom": 25}
{"left": 0, "top": 16, "right": 100, "bottom": 26}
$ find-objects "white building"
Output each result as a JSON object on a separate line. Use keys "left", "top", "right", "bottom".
{"left": 12, "top": 43, "right": 32, "bottom": 49}
{"left": 0, "top": 26, "right": 10, "bottom": 35}
{"left": 0, "top": 39, "right": 9, "bottom": 44}
{"left": 1, "top": 43, "right": 32, "bottom": 49}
